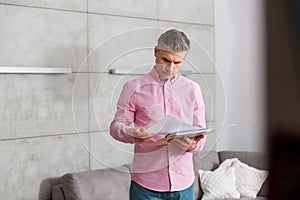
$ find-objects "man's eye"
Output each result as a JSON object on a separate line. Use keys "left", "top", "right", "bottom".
{"left": 162, "top": 58, "right": 170, "bottom": 63}
{"left": 174, "top": 62, "right": 181, "bottom": 64}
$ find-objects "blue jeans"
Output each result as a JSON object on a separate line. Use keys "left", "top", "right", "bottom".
{"left": 129, "top": 181, "right": 194, "bottom": 200}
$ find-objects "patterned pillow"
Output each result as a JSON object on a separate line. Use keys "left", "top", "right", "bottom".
{"left": 219, "top": 158, "right": 269, "bottom": 198}
{"left": 198, "top": 167, "right": 240, "bottom": 200}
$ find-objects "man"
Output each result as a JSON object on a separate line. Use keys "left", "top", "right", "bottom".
{"left": 110, "top": 29, "right": 206, "bottom": 200}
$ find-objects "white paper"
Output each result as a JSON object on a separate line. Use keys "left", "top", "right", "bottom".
{"left": 146, "top": 115, "right": 211, "bottom": 136}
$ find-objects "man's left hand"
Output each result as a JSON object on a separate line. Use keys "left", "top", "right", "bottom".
{"left": 172, "top": 135, "right": 205, "bottom": 151}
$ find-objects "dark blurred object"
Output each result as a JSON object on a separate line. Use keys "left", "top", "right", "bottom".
{"left": 291, "top": 0, "right": 300, "bottom": 90}
{"left": 269, "top": 130, "right": 300, "bottom": 199}
{"left": 267, "top": 0, "right": 300, "bottom": 199}
{"left": 291, "top": 0, "right": 300, "bottom": 42}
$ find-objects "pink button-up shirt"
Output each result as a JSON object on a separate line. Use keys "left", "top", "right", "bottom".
{"left": 110, "top": 67, "right": 206, "bottom": 192}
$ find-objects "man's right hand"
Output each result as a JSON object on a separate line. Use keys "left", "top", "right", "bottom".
{"left": 130, "top": 127, "right": 153, "bottom": 143}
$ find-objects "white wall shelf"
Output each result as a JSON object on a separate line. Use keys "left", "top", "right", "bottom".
{"left": 0, "top": 66, "right": 72, "bottom": 74}
{"left": 109, "top": 68, "right": 192, "bottom": 76}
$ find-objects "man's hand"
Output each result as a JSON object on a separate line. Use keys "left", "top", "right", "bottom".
{"left": 130, "top": 127, "right": 153, "bottom": 144}
{"left": 172, "top": 134, "right": 205, "bottom": 151}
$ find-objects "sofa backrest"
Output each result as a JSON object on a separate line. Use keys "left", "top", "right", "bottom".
{"left": 39, "top": 177, "right": 61, "bottom": 200}
{"left": 60, "top": 165, "right": 130, "bottom": 200}
{"left": 193, "top": 151, "right": 269, "bottom": 200}
{"left": 218, "top": 151, "right": 269, "bottom": 197}
{"left": 193, "top": 151, "right": 220, "bottom": 200}
{"left": 218, "top": 151, "right": 269, "bottom": 170}
{"left": 39, "top": 151, "right": 269, "bottom": 200}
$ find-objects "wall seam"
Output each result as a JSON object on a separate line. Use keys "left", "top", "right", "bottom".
{"left": 0, "top": 118, "right": 216, "bottom": 142}
{"left": 0, "top": 130, "right": 106, "bottom": 142}
{"left": 88, "top": 12, "right": 215, "bottom": 27}
{"left": 72, "top": 72, "right": 216, "bottom": 75}
{"left": 86, "top": 0, "right": 92, "bottom": 171}
{"left": 0, "top": 2, "right": 86, "bottom": 14}
{"left": 0, "top": 2, "right": 215, "bottom": 27}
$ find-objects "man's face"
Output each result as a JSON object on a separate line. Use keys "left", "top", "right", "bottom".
{"left": 154, "top": 48, "right": 187, "bottom": 80}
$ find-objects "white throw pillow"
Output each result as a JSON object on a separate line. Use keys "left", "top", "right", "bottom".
{"left": 198, "top": 167, "right": 240, "bottom": 200}
{"left": 219, "top": 158, "right": 269, "bottom": 198}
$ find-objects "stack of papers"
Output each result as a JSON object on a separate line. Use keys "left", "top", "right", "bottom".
{"left": 146, "top": 115, "right": 213, "bottom": 138}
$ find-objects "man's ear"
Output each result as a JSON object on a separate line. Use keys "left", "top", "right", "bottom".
{"left": 154, "top": 48, "right": 158, "bottom": 58}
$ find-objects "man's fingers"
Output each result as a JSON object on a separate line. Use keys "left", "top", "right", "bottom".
{"left": 138, "top": 127, "right": 145, "bottom": 132}
{"left": 194, "top": 134, "right": 204, "bottom": 142}
{"left": 133, "top": 135, "right": 152, "bottom": 144}
{"left": 131, "top": 127, "right": 153, "bottom": 143}
{"left": 171, "top": 136, "right": 200, "bottom": 150}
{"left": 172, "top": 138, "right": 190, "bottom": 148}
{"left": 138, "top": 134, "right": 153, "bottom": 139}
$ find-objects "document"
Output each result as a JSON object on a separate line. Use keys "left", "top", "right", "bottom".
{"left": 146, "top": 115, "right": 213, "bottom": 138}
{"left": 147, "top": 116, "right": 242, "bottom": 146}
{"left": 147, "top": 116, "right": 215, "bottom": 147}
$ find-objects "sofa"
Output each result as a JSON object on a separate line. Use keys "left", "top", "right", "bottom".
{"left": 39, "top": 151, "right": 269, "bottom": 200}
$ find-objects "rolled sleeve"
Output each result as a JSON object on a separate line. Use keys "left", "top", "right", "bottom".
{"left": 110, "top": 83, "right": 136, "bottom": 143}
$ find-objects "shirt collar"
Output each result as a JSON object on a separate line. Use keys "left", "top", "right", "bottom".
{"left": 149, "top": 67, "right": 180, "bottom": 84}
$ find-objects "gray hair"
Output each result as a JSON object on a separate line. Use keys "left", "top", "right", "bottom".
{"left": 156, "top": 29, "right": 191, "bottom": 52}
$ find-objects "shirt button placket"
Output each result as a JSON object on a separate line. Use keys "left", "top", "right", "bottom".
{"left": 168, "top": 146, "right": 173, "bottom": 191}
{"left": 164, "top": 82, "right": 170, "bottom": 116}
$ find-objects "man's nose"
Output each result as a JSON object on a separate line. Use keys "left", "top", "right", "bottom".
{"left": 167, "top": 62, "right": 175, "bottom": 71}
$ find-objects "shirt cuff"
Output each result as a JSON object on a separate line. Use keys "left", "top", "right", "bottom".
{"left": 123, "top": 127, "right": 137, "bottom": 143}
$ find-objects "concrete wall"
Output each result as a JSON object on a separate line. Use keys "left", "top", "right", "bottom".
{"left": 215, "top": 0, "right": 266, "bottom": 152}
{"left": 0, "top": 1, "right": 215, "bottom": 199}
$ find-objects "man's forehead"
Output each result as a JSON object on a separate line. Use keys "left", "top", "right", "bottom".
{"left": 157, "top": 49, "right": 187, "bottom": 58}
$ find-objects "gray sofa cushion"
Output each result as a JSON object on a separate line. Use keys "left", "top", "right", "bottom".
{"left": 60, "top": 166, "right": 131, "bottom": 200}
{"left": 39, "top": 177, "right": 61, "bottom": 200}
{"left": 193, "top": 151, "right": 220, "bottom": 200}
{"left": 52, "top": 184, "right": 65, "bottom": 200}
{"left": 193, "top": 151, "right": 221, "bottom": 171}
